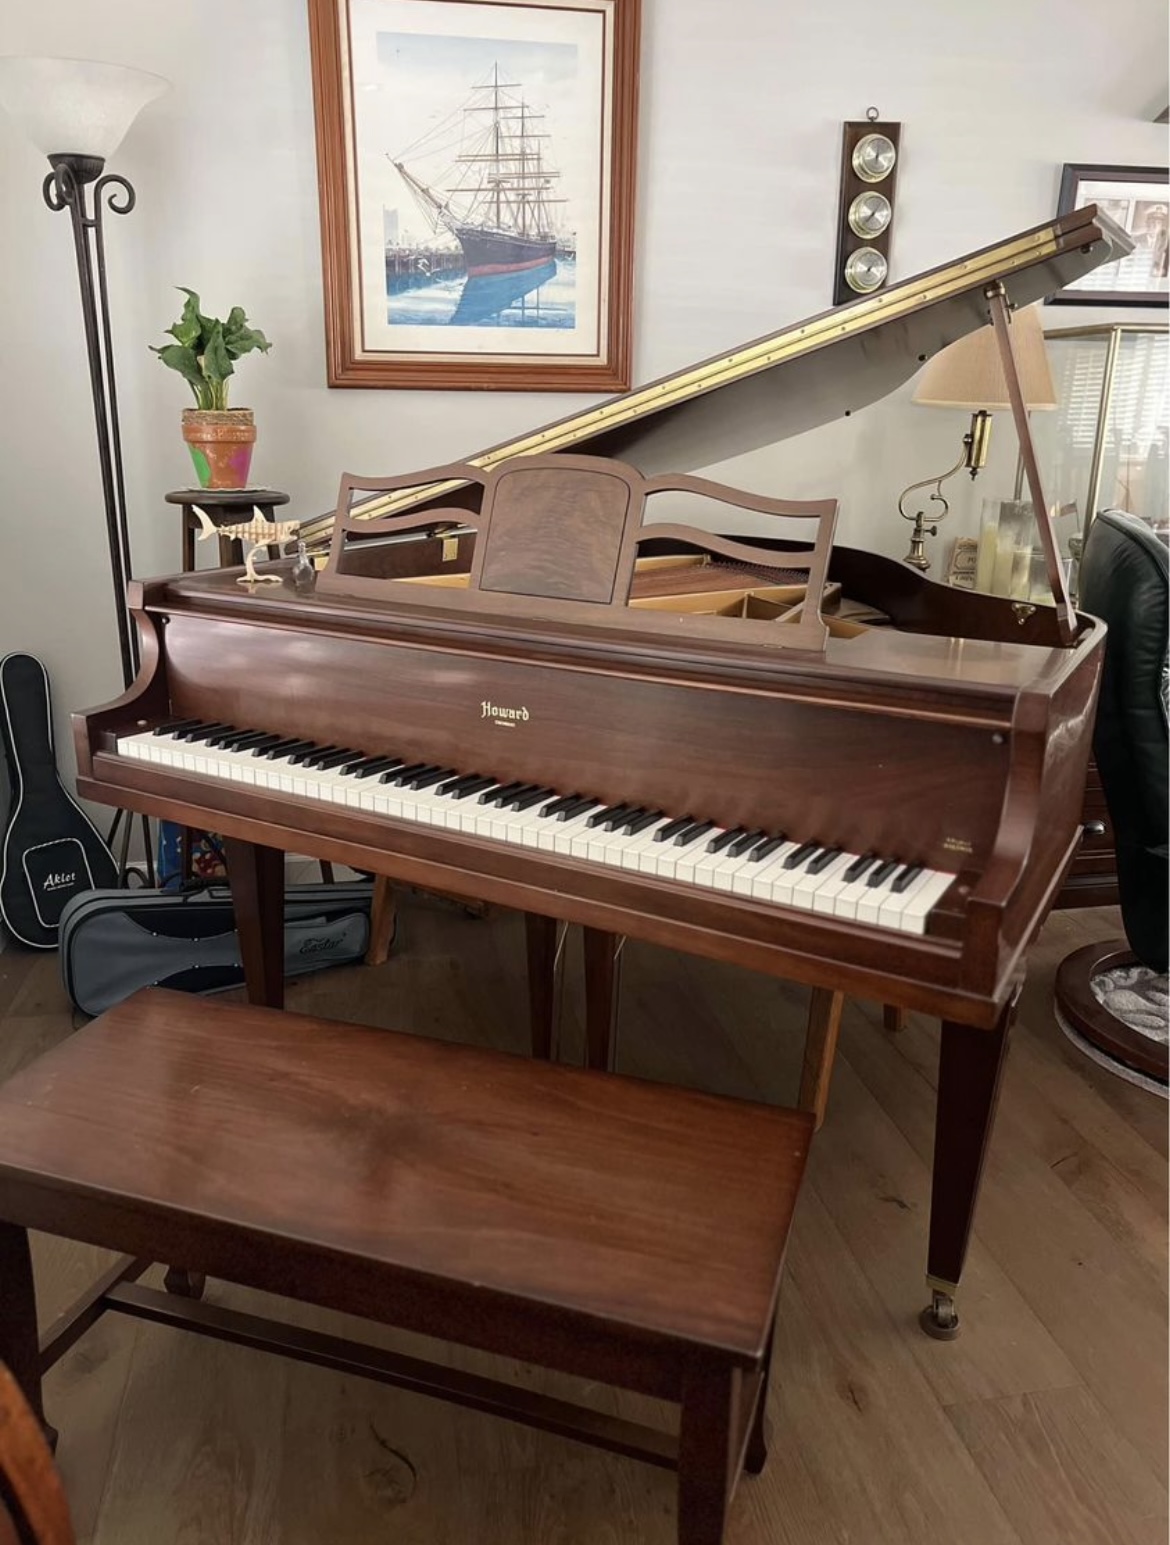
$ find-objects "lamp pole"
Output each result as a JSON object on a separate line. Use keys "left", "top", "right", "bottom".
{"left": 43, "top": 153, "right": 140, "bottom": 686}
{"left": 0, "top": 57, "right": 167, "bottom": 881}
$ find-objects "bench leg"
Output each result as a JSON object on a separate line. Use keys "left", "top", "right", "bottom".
{"left": 677, "top": 1358, "right": 738, "bottom": 1545}
{"left": 583, "top": 928, "right": 623, "bottom": 1071}
{"left": 743, "top": 1324, "right": 775, "bottom": 1476}
{"left": 0, "top": 1222, "right": 46, "bottom": 1435}
{"left": 163, "top": 1268, "right": 206, "bottom": 1300}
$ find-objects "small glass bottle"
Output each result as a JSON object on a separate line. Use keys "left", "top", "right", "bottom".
{"left": 291, "top": 540, "right": 316, "bottom": 595}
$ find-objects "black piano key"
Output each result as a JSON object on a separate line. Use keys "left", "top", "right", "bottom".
{"left": 891, "top": 863, "right": 924, "bottom": 893}
{"left": 727, "top": 828, "right": 767, "bottom": 858}
{"left": 557, "top": 797, "right": 599, "bottom": 822}
{"left": 382, "top": 762, "right": 430, "bottom": 785}
{"left": 212, "top": 728, "right": 265, "bottom": 749}
{"left": 314, "top": 748, "right": 362, "bottom": 771}
{"left": 539, "top": 793, "right": 581, "bottom": 818}
{"left": 451, "top": 775, "right": 498, "bottom": 801}
{"left": 511, "top": 786, "right": 556, "bottom": 812}
{"left": 354, "top": 756, "right": 403, "bottom": 779}
{"left": 805, "top": 846, "right": 843, "bottom": 876}
{"left": 241, "top": 734, "right": 284, "bottom": 755}
{"left": 748, "top": 834, "right": 787, "bottom": 862}
{"left": 674, "top": 820, "right": 715, "bottom": 847}
{"left": 842, "top": 853, "right": 877, "bottom": 883}
{"left": 226, "top": 730, "right": 278, "bottom": 751}
{"left": 707, "top": 827, "right": 745, "bottom": 854}
{"left": 480, "top": 780, "right": 524, "bottom": 805}
{"left": 588, "top": 803, "right": 631, "bottom": 829}
{"left": 500, "top": 784, "right": 544, "bottom": 809}
{"left": 290, "top": 744, "right": 336, "bottom": 765}
{"left": 262, "top": 738, "right": 314, "bottom": 760}
{"left": 154, "top": 718, "right": 201, "bottom": 736}
{"left": 340, "top": 754, "right": 383, "bottom": 775}
{"left": 605, "top": 805, "right": 646, "bottom": 831}
{"left": 782, "top": 841, "right": 819, "bottom": 870}
{"left": 183, "top": 722, "right": 233, "bottom": 743}
{"left": 405, "top": 766, "right": 455, "bottom": 790}
{"left": 655, "top": 815, "right": 694, "bottom": 843}
{"left": 311, "top": 746, "right": 361, "bottom": 769}
{"left": 624, "top": 809, "right": 665, "bottom": 836}
{"left": 437, "top": 772, "right": 482, "bottom": 796}
{"left": 866, "top": 859, "right": 899, "bottom": 888}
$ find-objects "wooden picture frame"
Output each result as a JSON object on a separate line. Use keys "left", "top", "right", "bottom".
{"left": 1048, "top": 164, "right": 1169, "bottom": 307}
{"left": 307, "top": 0, "right": 640, "bottom": 390}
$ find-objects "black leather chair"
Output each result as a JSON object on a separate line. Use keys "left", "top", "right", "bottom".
{"left": 1081, "top": 509, "right": 1168, "bottom": 969}
{"left": 1055, "top": 509, "right": 1168, "bottom": 1083}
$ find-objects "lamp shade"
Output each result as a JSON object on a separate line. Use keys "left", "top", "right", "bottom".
{"left": 0, "top": 56, "right": 167, "bottom": 160}
{"left": 913, "top": 304, "right": 1058, "bottom": 411}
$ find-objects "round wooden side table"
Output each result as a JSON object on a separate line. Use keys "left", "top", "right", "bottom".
{"left": 166, "top": 488, "right": 290, "bottom": 570}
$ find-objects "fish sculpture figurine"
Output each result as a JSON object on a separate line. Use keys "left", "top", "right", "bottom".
{"left": 192, "top": 505, "right": 303, "bottom": 586}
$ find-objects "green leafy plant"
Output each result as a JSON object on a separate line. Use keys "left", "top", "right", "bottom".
{"left": 151, "top": 287, "right": 271, "bottom": 411}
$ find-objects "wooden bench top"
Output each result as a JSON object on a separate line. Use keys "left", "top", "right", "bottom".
{"left": 0, "top": 989, "right": 811, "bottom": 1364}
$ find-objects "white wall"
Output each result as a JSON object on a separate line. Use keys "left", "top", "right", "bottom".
{"left": 0, "top": 0, "right": 1166, "bottom": 793}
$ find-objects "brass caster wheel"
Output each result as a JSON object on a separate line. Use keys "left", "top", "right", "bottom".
{"left": 919, "top": 1290, "right": 960, "bottom": 1340}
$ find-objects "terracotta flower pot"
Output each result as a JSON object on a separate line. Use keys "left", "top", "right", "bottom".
{"left": 182, "top": 408, "right": 256, "bottom": 489}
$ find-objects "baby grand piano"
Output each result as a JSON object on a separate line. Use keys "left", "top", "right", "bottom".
{"left": 75, "top": 207, "right": 1129, "bottom": 1337}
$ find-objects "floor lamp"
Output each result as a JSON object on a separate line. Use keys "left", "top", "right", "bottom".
{"left": 0, "top": 56, "right": 168, "bottom": 879}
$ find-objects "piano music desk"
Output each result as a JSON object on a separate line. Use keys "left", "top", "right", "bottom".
{"left": 0, "top": 988, "right": 813, "bottom": 1545}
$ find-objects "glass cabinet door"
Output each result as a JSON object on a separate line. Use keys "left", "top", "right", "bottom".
{"left": 1036, "top": 324, "right": 1169, "bottom": 548}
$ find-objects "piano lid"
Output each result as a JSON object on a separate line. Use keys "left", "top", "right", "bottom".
{"left": 299, "top": 205, "right": 1131, "bottom": 546}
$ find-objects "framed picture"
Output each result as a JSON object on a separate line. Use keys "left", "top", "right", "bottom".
{"left": 307, "top": 0, "right": 640, "bottom": 390}
{"left": 1049, "top": 163, "right": 1169, "bottom": 307}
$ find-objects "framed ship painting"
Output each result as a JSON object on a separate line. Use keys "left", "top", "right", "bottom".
{"left": 308, "top": 0, "right": 640, "bottom": 389}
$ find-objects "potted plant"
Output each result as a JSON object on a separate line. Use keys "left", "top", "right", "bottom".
{"left": 151, "top": 288, "right": 271, "bottom": 489}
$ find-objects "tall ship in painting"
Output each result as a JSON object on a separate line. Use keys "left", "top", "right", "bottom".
{"left": 391, "top": 64, "right": 565, "bottom": 279}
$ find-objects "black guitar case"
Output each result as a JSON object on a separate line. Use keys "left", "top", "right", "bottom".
{"left": 0, "top": 653, "right": 118, "bottom": 948}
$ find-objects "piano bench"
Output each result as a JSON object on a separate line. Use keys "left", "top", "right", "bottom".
{"left": 0, "top": 988, "right": 813, "bottom": 1545}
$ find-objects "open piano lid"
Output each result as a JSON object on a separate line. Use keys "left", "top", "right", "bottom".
{"left": 299, "top": 205, "right": 1132, "bottom": 547}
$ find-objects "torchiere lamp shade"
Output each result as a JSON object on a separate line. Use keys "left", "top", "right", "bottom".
{"left": 0, "top": 55, "right": 167, "bottom": 160}
{"left": 913, "top": 304, "right": 1058, "bottom": 411}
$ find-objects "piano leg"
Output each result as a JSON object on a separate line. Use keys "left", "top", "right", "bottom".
{"left": 583, "top": 928, "right": 623, "bottom": 1072}
{"left": 366, "top": 876, "right": 398, "bottom": 967}
{"left": 922, "top": 986, "right": 1018, "bottom": 1339}
{"left": 525, "top": 913, "right": 563, "bottom": 1060}
{"left": 224, "top": 837, "right": 286, "bottom": 1009}
{"left": 797, "top": 988, "right": 844, "bottom": 1131}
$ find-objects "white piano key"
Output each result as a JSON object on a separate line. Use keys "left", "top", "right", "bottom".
{"left": 675, "top": 830, "right": 727, "bottom": 885}
{"left": 895, "top": 870, "right": 956, "bottom": 935}
{"left": 789, "top": 851, "right": 855, "bottom": 911}
{"left": 810, "top": 853, "right": 864, "bottom": 914}
{"left": 735, "top": 841, "right": 796, "bottom": 897}
{"left": 875, "top": 868, "right": 935, "bottom": 928}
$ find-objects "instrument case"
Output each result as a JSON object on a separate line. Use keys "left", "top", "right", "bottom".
{"left": 58, "top": 881, "right": 376, "bottom": 1017}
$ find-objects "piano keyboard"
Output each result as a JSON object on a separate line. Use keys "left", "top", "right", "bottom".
{"left": 117, "top": 721, "right": 957, "bottom": 935}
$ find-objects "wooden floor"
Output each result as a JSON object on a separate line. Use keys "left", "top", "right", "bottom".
{"left": 0, "top": 898, "right": 1165, "bottom": 1545}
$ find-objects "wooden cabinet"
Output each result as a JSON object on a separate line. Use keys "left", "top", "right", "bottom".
{"left": 1055, "top": 759, "right": 1119, "bottom": 909}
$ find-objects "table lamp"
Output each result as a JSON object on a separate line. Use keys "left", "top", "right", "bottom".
{"left": 898, "top": 304, "right": 1057, "bottom": 570}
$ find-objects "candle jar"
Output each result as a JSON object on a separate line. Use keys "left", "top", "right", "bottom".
{"left": 976, "top": 499, "right": 1034, "bottom": 598}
